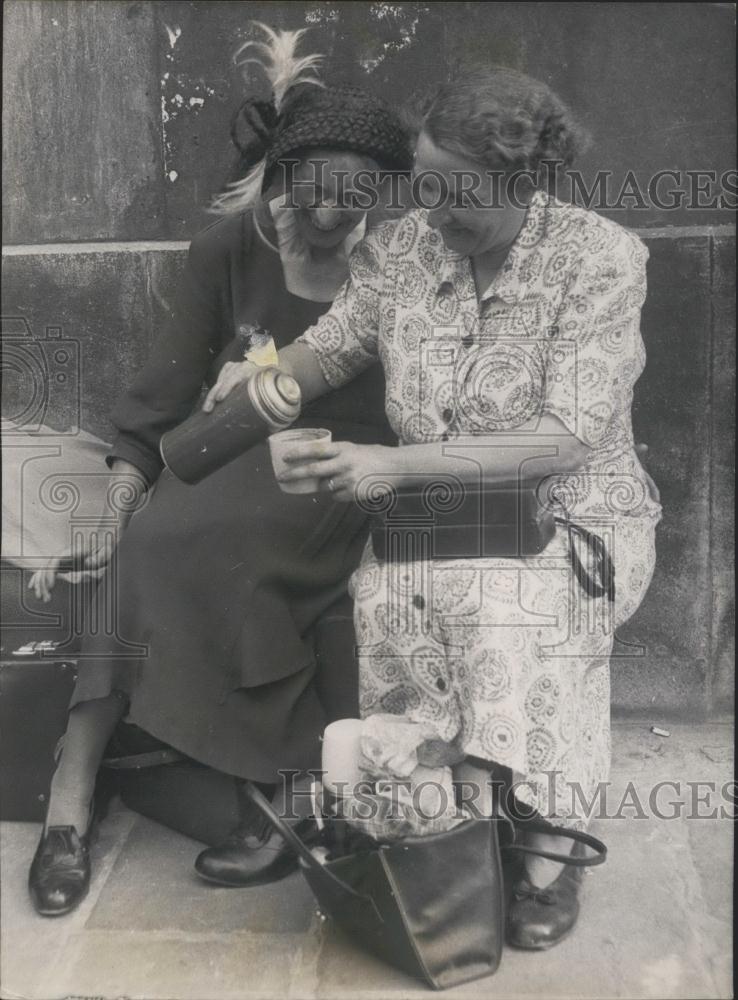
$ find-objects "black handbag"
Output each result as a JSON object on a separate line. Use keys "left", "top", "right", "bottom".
{"left": 368, "top": 482, "right": 615, "bottom": 602}
{"left": 369, "top": 482, "right": 555, "bottom": 561}
{"left": 245, "top": 782, "right": 606, "bottom": 991}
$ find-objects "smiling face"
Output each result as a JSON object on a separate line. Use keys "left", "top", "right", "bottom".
{"left": 288, "top": 148, "right": 380, "bottom": 249}
{"left": 413, "top": 130, "right": 529, "bottom": 258}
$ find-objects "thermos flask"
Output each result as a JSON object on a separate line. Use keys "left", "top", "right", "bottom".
{"left": 160, "top": 366, "right": 302, "bottom": 484}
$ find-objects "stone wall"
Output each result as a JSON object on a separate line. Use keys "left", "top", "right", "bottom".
{"left": 2, "top": 1, "right": 735, "bottom": 715}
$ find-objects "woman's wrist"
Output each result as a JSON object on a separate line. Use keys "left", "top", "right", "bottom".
{"left": 376, "top": 442, "right": 412, "bottom": 486}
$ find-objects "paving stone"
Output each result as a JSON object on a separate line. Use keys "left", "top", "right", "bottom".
{"left": 86, "top": 814, "right": 315, "bottom": 934}
{"left": 0, "top": 805, "right": 137, "bottom": 999}
{"left": 0, "top": 724, "right": 733, "bottom": 1000}
{"left": 49, "top": 931, "right": 299, "bottom": 1000}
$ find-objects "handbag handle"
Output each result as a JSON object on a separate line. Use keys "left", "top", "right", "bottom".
{"left": 243, "top": 781, "right": 378, "bottom": 905}
{"left": 556, "top": 517, "right": 615, "bottom": 603}
{"left": 504, "top": 818, "right": 607, "bottom": 867}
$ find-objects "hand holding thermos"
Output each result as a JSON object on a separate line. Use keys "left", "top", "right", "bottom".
{"left": 160, "top": 362, "right": 304, "bottom": 485}
{"left": 160, "top": 337, "right": 334, "bottom": 490}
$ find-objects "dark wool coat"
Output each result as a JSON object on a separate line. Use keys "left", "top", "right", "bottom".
{"left": 72, "top": 211, "right": 392, "bottom": 781}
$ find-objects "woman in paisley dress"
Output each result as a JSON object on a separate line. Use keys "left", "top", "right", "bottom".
{"left": 210, "top": 67, "right": 662, "bottom": 948}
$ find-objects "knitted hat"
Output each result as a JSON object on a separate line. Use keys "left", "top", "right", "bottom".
{"left": 263, "top": 84, "right": 413, "bottom": 179}
{"left": 212, "top": 24, "right": 412, "bottom": 214}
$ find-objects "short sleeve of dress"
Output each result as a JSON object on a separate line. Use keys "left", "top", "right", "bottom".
{"left": 295, "top": 221, "right": 392, "bottom": 389}
{"left": 543, "top": 229, "right": 649, "bottom": 450}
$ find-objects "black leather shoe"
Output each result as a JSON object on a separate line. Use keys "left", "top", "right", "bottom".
{"left": 28, "top": 824, "right": 92, "bottom": 917}
{"left": 194, "top": 817, "right": 318, "bottom": 888}
{"left": 506, "top": 844, "right": 585, "bottom": 950}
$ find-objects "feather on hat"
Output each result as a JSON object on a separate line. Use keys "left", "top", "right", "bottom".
{"left": 211, "top": 22, "right": 412, "bottom": 215}
{"left": 211, "top": 23, "right": 324, "bottom": 213}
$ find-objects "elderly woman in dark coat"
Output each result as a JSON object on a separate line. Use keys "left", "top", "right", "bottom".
{"left": 28, "top": 25, "right": 412, "bottom": 916}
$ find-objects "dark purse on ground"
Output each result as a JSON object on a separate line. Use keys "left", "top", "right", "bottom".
{"left": 245, "top": 782, "right": 606, "bottom": 991}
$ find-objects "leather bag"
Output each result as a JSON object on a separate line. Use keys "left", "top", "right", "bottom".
{"left": 245, "top": 782, "right": 606, "bottom": 991}
{"left": 368, "top": 483, "right": 615, "bottom": 601}
{"left": 369, "top": 482, "right": 555, "bottom": 561}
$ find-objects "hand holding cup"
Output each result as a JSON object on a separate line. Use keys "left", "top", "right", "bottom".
{"left": 269, "top": 428, "right": 335, "bottom": 494}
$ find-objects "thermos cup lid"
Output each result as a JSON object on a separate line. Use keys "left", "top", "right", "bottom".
{"left": 252, "top": 366, "right": 302, "bottom": 429}
{"left": 274, "top": 371, "right": 301, "bottom": 407}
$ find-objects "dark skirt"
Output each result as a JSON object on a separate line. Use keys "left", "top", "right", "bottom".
{"left": 71, "top": 424, "right": 375, "bottom": 782}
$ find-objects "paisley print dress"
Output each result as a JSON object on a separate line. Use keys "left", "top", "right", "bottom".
{"left": 297, "top": 191, "right": 662, "bottom": 827}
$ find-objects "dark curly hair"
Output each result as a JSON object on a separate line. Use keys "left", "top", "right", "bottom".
{"left": 422, "top": 67, "right": 588, "bottom": 179}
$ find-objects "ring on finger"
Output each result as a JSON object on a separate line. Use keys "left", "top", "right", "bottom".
{"left": 327, "top": 477, "right": 337, "bottom": 493}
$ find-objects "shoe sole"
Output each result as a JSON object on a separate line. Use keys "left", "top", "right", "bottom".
{"left": 194, "top": 865, "right": 298, "bottom": 888}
